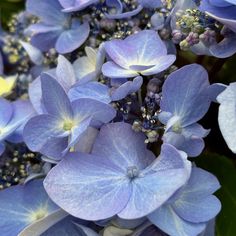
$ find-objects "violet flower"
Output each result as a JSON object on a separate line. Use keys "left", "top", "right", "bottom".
{"left": 24, "top": 73, "right": 116, "bottom": 160}
{"left": 159, "top": 64, "right": 216, "bottom": 157}
{"left": 102, "top": 30, "right": 176, "bottom": 78}
{"left": 44, "top": 122, "right": 190, "bottom": 220}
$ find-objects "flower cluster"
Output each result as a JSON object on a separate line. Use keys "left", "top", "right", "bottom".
{"left": 0, "top": 0, "right": 235, "bottom": 235}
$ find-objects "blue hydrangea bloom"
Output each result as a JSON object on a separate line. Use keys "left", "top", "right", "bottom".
{"left": 159, "top": 64, "right": 216, "bottom": 157}
{"left": 148, "top": 167, "right": 221, "bottom": 236}
{"left": 26, "top": 0, "right": 90, "bottom": 54}
{"left": 0, "top": 98, "right": 35, "bottom": 155}
{"left": 44, "top": 122, "right": 191, "bottom": 221}
{"left": 102, "top": 30, "right": 176, "bottom": 78}
{"left": 0, "top": 179, "right": 59, "bottom": 236}
{"left": 24, "top": 73, "right": 116, "bottom": 160}
{"left": 217, "top": 82, "right": 236, "bottom": 153}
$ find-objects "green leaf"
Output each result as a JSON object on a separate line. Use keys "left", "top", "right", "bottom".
{"left": 196, "top": 153, "right": 236, "bottom": 236}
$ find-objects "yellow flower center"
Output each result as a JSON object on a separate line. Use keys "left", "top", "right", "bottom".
{"left": 63, "top": 120, "right": 74, "bottom": 131}
{"left": 27, "top": 206, "right": 48, "bottom": 223}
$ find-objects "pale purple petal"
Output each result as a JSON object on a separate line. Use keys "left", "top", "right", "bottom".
{"left": 148, "top": 205, "right": 206, "bottom": 236}
{"left": 74, "top": 127, "right": 99, "bottom": 153}
{"left": 102, "top": 61, "right": 139, "bottom": 78}
{"left": 23, "top": 114, "right": 66, "bottom": 152}
{"left": 141, "top": 55, "right": 176, "bottom": 76}
{"left": 29, "top": 77, "right": 45, "bottom": 114}
{"left": 210, "top": 36, "right": 236, "bottom": 58}
{"left": 111, "top": 76, "right": 143, "bottom": 101}
{"left": 173, "top": 195, "right": 221, "bottom": 223}
{"left": 31, "top": 30, "right": 61, "bottom": 52}
{"left": 41, "top": 73, "right": 73, "bottom": 119}
{"left": 26, "top": 0, "right": 67, "bottom": 24}
{"left": 55, "top": 22, "right": 90, "bottom": 54}
{"left": 0, "top": 98, "right": 13, "bottom": 128}
{"left": 69, "top": 82, "right": 111, "bottom": 104}
{"left": 44, "top": 152, "right": 131, "bottom": 220}
{"left": 217, "top": 83, "right": 236, "bottom": 153}
{"left": 161, "top": 64, "right": 210, "bottom": 126}
{"left": 56, "top": 55, "right": 76, "bottom": 91}
{"left": 72, "top": 98, "right": 116, "bottom": 125}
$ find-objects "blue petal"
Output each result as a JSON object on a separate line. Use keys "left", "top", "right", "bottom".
{"left": 56, "top": 55, "right": 76, "bottom": 91}
{"left": 23, "top": 114, "right": 66, "bottom": 152}
{"left": 173, "top": 195, "right": 221, "bottom": 223}
{"left": 69, "top": 82, "right": 111, "bottom": 104}
{"left": 148, "top": 205, "right": 206, "bottom": 236}
{"left": 41, "top": 73, "right": 73, "bottom": 119}
{"left": 163, "top": 132, "right": 205, "bottom": 157}
{"left": 72, "top": 98, "right": 116, "bottom": 125}
{"left": 0, "top": 98, "right": 13, "bottom": 128}
{"left": 74, "top": 127, "right": 98, "bottom": 153}
{"left": 29, "top": 77, "right": 45, "bottom": 114}
{"left": 111, "top": 76, "right": 143, "bottom": 101}
{"left": 217, "top": 83, "right": 236, "bottom": 153}
{"left": 55, "top": 22, "right": 90, "bottom": 54}
{"left": 60, "top": 0, "right": 99, "bottom": 12}
{"left": 161, "top": 64, "right": 211, "bottom": 126}
{"left": 210, "top": 36, "right": 236, "bottom": 58}
{"left": 102, "top": 61, "right": 139, "bottom": 78}
{"left": 26, "top": 0, "right": 67, "bottom": 24}
{"left": 31, "top": 30, "right": 61, "bottom": 52}
{"left": 44, "top": 152, "right": 132, "bottom": 220}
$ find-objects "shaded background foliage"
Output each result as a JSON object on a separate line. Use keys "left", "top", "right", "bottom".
{"left": 0, "top": 0, "right": 235, "bottom": 235}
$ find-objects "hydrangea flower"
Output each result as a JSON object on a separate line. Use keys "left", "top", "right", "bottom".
{"left": 148, "top": 167, "right": 221, "bottom": 236}
{"left": 44, "top": 122, "right": 191, "bottom": 221}
{"left": 24, "top": 73, "right": 116, "bottom": 160}
{"left": 26, "top": 0, "right": 90, "bottom": 54}
{"left": 217, "top": 82, "right": 236, "bottom": 153}
{"left": 159, "top": 64, "right": 215, "bottom": 157}
{"left": 0, "top": 98, "right": 35, "bottom": 155}
{"left": 102, "top": 30, "right": 176, "bottom": 78}
{"left": 0, "top": 179, "right": 60, "bottom": 236}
